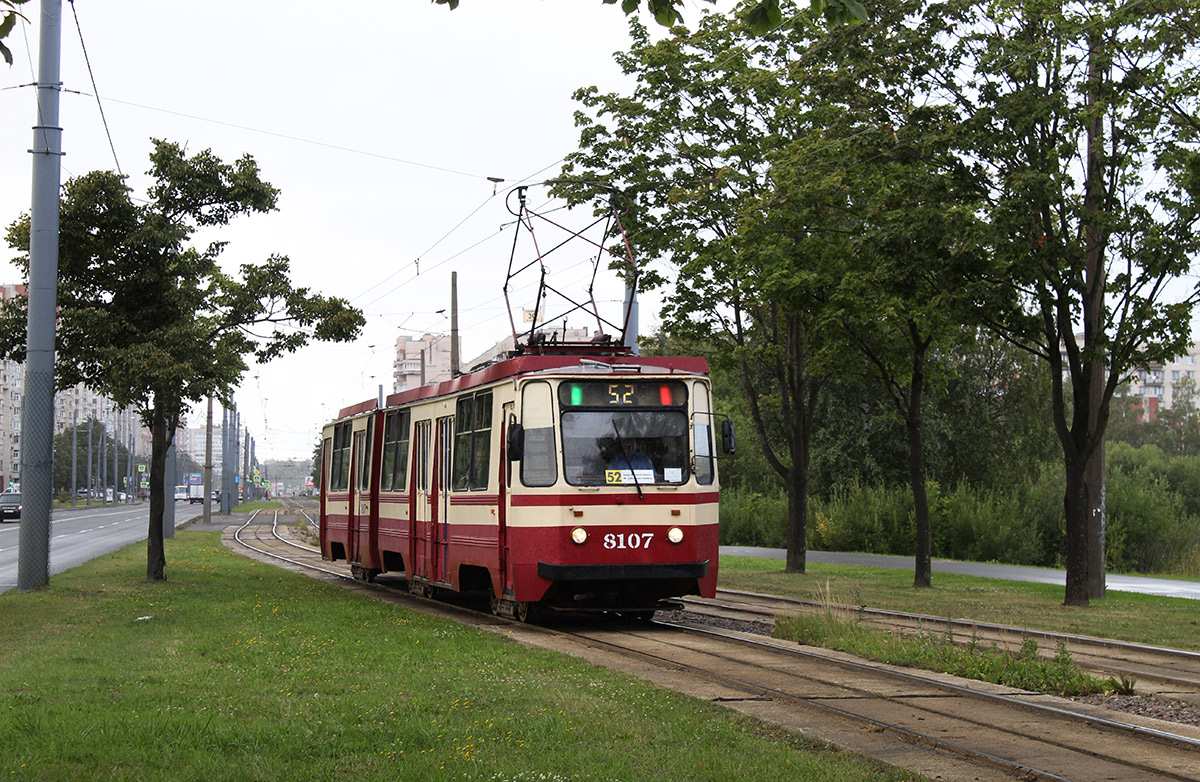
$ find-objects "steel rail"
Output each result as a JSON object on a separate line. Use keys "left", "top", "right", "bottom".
{"left": 693, "top": 588, "right": 1200, "bottom": 693}
{"left": 713, "top": 587, "right": 1200, "bottom": 662}
{"left": 232, "top": 511, "right": 351, "bottom": 581}
{"left": 652, "top": 618, "right": 1200, "bottom": 756}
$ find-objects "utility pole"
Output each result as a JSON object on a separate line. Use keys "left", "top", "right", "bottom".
{"left": 70, "top": 410, "right": 77, "bottom": 508}
{"left": 203, "top": 397, "right": 213, "bottom": 524}
{"left": 163, "top": 441, "right": 176, "bottom": 538}
{"left": 86, "top": 418, "right": 92, "bottom": 507}
{"left": 220, "top": 406, "right": 231, "bottom": 515}
{"left": 18, "top": 0, "right": 64, "bottom": 591}
{"left": 450, "top": 271, "right": 460, "bottom": 376}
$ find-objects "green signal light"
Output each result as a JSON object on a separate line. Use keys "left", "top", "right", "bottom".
{"left": 570, "top": 385, "right": 583, "bottom": 406}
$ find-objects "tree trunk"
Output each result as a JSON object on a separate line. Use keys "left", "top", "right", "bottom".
{"left": 907, "top": 325, "right": 932, "bottom": 588}
{"left": 907, "top": 403, "right": 931, "bottom": 589}
{"left": 785, "top": 465, "right": 807, "bottom": 573}
{"left": 1083, "top": 30, "right": 1108, "bottom": 601}
{"left": 783, "top": 314, "right": 816, "bottom": 574}
{"left": 147, "top": 403, "right": 167, "bottom": 581}
{"left": 1063, "top": 454, "right": 1090, "bottom": 606}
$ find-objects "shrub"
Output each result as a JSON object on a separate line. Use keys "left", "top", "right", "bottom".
{"left": 718, "top": 488, "right": 788, "bottom": 547}
{"left": 809, "top": 482, "right": 913, "bottom": 555}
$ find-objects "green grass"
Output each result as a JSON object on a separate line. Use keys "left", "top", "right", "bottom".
{"left": 0, "top": 535, "right": 909, "bottom": 782}
{"left": 231, "top": 500, "right": 284, "bottom": 512}
{"left": 776, "top": 609, "right": 1103, "bottom": 696}
{"left": 721, "top": 556, "right": 1200, "bottom": 651}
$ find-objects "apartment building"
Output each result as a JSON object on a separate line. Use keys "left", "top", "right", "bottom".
{"left": 392, "top": 333, "right": 460, "bottom": 392}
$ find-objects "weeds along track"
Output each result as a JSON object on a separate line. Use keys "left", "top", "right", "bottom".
{"left": 683, "top": 589, "right": 1200, "bottom": 706}
{"left": 227, "top": 513, "right": 1200, "bottom": 781}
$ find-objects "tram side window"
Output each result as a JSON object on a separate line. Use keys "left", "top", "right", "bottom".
{"left": 693, "top": 381, "right": 715, "bottom": 486}
{"left": 330, "top": 422, "right": 351, "bottom": 492}
{"left": 381, "top": 409, "right": 411, "bottom": 492}
{"left": 355, "top": 417, "right": 374, "bottom": 492}
{"left": 453, "top": 391, "right": 493, "bottom": 491}
{"left": 521, "top": 382, "right": 557, "bottom": 487}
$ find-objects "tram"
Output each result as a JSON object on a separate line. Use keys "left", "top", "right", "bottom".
{"left": 318, "top": 344, "right": 732, "bottom": 619}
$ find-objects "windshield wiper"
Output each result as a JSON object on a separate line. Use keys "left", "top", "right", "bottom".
{"left": 611, "top": 419, "right": 643, "bottom": 500}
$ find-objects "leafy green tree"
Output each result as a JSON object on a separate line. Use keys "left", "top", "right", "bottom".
{"left": 0, "top": 0, "right": 29, "bottom": 66}
{"left": 752, "top": 33, "right": 987, "bottom": 586}
{"left": 558, "top": 0, "right": 977, "bottom": 579}
{"left": 556, "top": 6, "right": 832, "bottom": 572}
{"left": 929, "top": 336, "right": 1058, "bottom": 490}
{"left": 2, "top": 139, "right": 365, "bottom": 580}
{"left": 432, "top": 0, "right": 867, "bottom": 32}
{"left": 948, "top": 0, "right": 1200, "bottom": 604}
{"left": 310, "top": 437, "right": 323, "bottom": 492}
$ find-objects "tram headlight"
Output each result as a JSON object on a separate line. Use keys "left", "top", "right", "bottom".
{"left": 667, "top": 526, "right": 684, "bottom": 544}
{"left": 571, "top": 527, "right": 589, "bottom": 545}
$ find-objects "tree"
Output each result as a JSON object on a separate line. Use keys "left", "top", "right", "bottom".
{"left": 557, "top": 0, "right": 972, "bottom": 575}
{"left": 431, "top": 0, "right": 868, "bottom": 32}
{"left": 310, "top": 437, "right": 323, "bottom": 493}
{"left": 556, "top": 7, "right": 822, "bottom": 571}
{"left": 784, "top": 118, "right": 987, "bottom": 587}
{"left": 0, "top": 0, "right": 29, "bottom": 66}
{"left": 946, "top": 0, "right": 1200, "bottom": 605}
{"left": 2, "top": 139, "right": 365, "bottom": 580}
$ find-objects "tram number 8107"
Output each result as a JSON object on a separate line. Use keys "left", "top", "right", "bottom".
{"left": 603, "top": 532, "right": 654, "bottom": 550}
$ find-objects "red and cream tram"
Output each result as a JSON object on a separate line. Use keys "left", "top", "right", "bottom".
{"left": 319, "top": 347, "right": 732, "bottom": 619}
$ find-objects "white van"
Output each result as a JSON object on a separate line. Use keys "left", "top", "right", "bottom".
{"left": 173, "top": 485, "right": 188, "bottom": 502}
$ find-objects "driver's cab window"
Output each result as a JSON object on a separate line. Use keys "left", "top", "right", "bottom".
{"left": 558, "top": 381, "right": 689, "bottom": 487}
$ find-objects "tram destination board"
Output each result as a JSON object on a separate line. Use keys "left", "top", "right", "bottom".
{"left": 559, "top": 380, "right": 687, "bottom": 408}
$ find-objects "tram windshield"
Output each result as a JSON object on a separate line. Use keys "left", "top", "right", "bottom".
{"left": 561, "top": 410, "right": 690, "bottom": 486}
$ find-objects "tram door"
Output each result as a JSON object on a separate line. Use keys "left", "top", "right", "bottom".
{"left": 499, "top": 403, "right": 514, "bottom": 594}
{"left": 411, "top": 420, "right": 432, "bottom": 582}
{"left": 348, "top": 421, "right": 372, "bottom": 564}
{"left": 434, "top": 416, "right": 455, "bottom": 584}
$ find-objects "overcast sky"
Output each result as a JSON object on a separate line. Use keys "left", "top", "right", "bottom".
{"left": 1, "top": 1, "right": 712, "bottom": 461}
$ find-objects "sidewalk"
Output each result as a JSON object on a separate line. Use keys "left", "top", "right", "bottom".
{"left": 720, "top": 547, "right": 1200, "bottom": 600}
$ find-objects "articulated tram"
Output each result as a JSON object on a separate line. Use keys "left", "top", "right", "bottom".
{"left": 319, "top": 347, "right": 733, "bottom": 620}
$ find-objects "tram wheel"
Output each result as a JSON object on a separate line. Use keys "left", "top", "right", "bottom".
{"left": 515, "top": 601, "right": 539, "bottom": 623}
{"left": 487, "top": 586, "right": 501, "bottom": 616}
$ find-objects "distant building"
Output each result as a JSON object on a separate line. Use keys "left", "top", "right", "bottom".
{"left": 1124, "top": 351, "right": 1200, "bottom": 421}
{"left": 392, "top": 334, "right": 460, "bottom": 392}
{"left": 464, "top": 325, "right": 596, "bottom": 371}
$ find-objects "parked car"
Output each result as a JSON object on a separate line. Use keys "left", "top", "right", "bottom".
{"left": 0, "top": 493, "right": 21, "bottom": 521}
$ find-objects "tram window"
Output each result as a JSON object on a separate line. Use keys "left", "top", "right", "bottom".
{"left": 355, "top": 417, "right": 374, "bottom": 492}
{"left": 330, "top": 421, "right": 351, "bottom": 492}
{"left": 561, "top": 410, "right": 689, "bottom": 486}
{"left": 693, "top": 381, "right": 715, "bottom": 486}
{"left": 381, "top": 409, "right": 411, "bottom": 492}
{"left": 521, "top": 382, "right": 557, "bottom": 487}
{"left": 453, "top": 391, "right": 493, "bottom": 491}
{"left": 322, "top": 436, "right": 332, "bottom": 491}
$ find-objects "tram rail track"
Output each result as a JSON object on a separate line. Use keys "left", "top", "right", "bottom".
{"left": 679, "top": 589, "right": 1200, "bottom": 707}
{"left": 227, "top": 509, "right": 1200, "bottom": 781}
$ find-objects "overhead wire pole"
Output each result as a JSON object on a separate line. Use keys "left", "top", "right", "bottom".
{"left": 18, "top": 0, "right": 64, "bottom": 592}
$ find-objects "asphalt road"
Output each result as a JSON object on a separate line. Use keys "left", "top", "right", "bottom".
{"left": 721, "top": 546, "right": 1200, "bottom": 600}
{"left": 0, "top": 502, "right": 198, "bottom": 594}
{"left": 6, "top": 514, "right": 1196, "bottom": 599}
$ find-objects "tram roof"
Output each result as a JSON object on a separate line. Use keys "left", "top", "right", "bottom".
{"left": 335, "top": 353, "right": 710, "bottom": 420}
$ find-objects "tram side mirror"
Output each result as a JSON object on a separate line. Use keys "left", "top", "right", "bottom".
{"left": 721, "top": 420, "right": 736, "bottom": 455}
{"left": 507, "top": 423, "right": 524, "bottom": 462}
